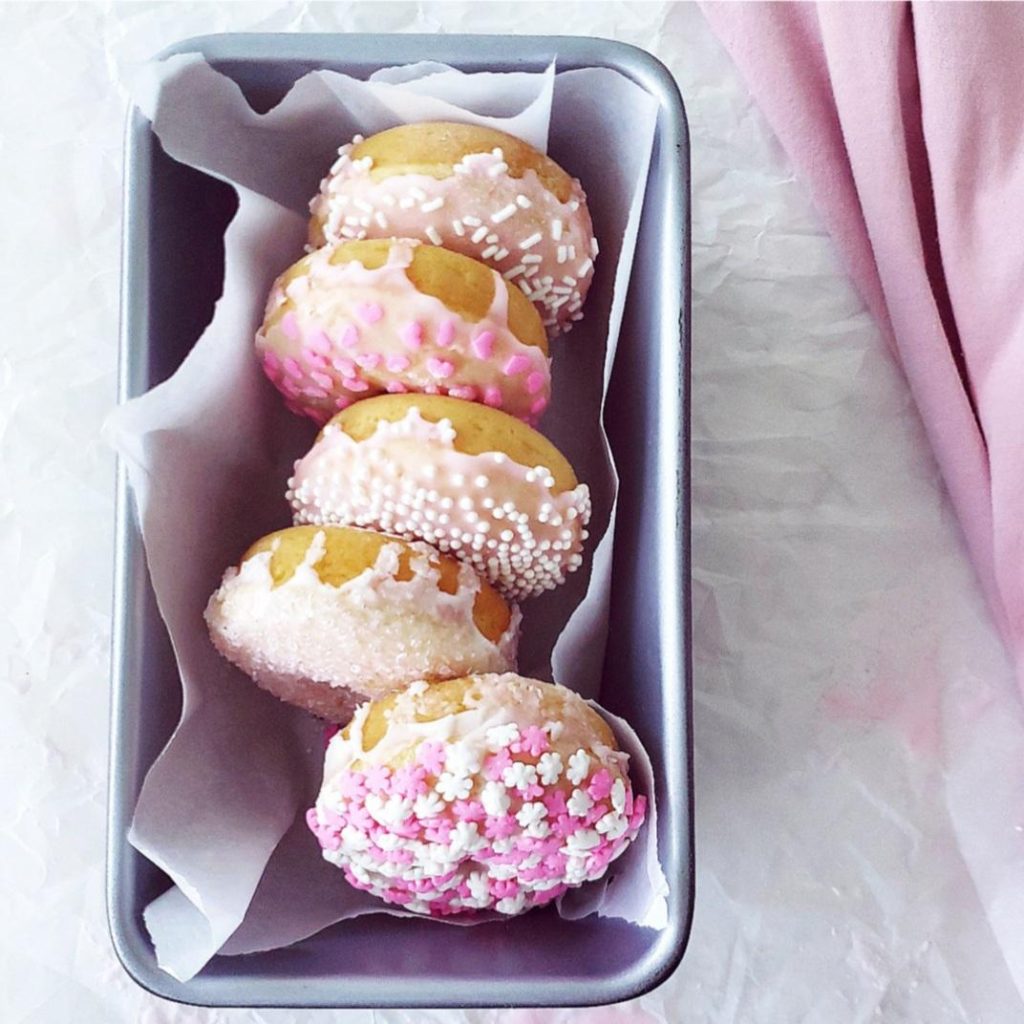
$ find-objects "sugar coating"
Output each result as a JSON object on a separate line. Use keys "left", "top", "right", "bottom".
{"left": 289, "top": 408, "right": 591, "bottom": 601}
{"left": 257, "top": 239, "right": 551, "bottom": 425}
{"left": 310, "top": 144, "right": 597, "bottom": 337}
{"left": 307, "top": 673, "right": 647, "bottom": 917}
{"left": 204, "top": 532, "right": 520, "bottom": 722}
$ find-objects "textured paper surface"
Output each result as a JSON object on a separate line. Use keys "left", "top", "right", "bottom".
{"left": 8, "top": 3, "right": 1024, "bottom": 1021}
{"left": 104, "top": 54, "right": 664, "bottom": 980}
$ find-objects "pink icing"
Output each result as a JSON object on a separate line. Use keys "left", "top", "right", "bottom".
{"left": 288, "top": 407, "right": 592, "bottom": 600}
{"left": 310, "top": 142, "right": 597, "bottom": 336}
{"left": 257, "top": 239, "right": 551, "bottom": 425}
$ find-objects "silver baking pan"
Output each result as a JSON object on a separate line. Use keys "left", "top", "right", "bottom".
{"left": 108, "top": 32, "right": 692, "bottom": 1009}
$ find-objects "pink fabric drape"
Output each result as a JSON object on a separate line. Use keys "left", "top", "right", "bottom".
{"left": 701, "top": 1, "right": 1024, "bottom": 681}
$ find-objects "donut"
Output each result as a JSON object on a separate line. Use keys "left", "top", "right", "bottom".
{"left": 257, "top": 238, "right": 551, "bottom": 426}
{"left": 308, "top": 122, "right": 598, "bottom": 337}
{"left": 306, "top": 673, "right": 647, "bottom": 917}
{"left": 288, "top": 394, "right": 592, "bottom": 601}
{"left": 204, "top": 525, "right": 519, "bottom": 723}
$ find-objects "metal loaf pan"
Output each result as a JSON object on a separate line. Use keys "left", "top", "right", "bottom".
{"left": 109, "top": 32, "right": 692, "bottom": 1009}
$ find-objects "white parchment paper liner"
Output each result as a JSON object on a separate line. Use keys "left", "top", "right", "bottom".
{"left": 104, "top": 54, "right": 667, "bottom": 981}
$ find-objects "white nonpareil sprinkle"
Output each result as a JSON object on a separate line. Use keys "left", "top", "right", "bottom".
{"left": 519, "top": 232, "right": 543, "bottom": 250}
{"left": 420, "top": 197, "right": 444, "bottom": 213}
{"left": 494, "top": 247, "right": 510, "bottom": 260}
{"left": 487, "top": 161, "right": 509, "bottom": 177}
{"left": 577, "top": 258, "right": 594, "bottom": 277}
{"left": 463, "top": 215, "right": 482, "bottom": 227}
{"left": 425, "top": 226, "right": 443, "bottom": 245}
{"left": 409, "top": 186, "right": 427, "bottom": 201}
{"left": 522, "top": 254, "right": 543, "bottom": 265}
{"left": 452, "top": 219, "right": 465, "bottom": 236}
{"left": 471, "top": 226, "right": 489, "bottom": 244}
{"left": 481, "top": 245, "right": 498, "bottom": 260}
{"left": 551, "top": 219, "right": 563, "bottom": 241}
{"left": 515, "top": 194, "right": 532, "bottom": 208}
{"left": 557, "top": 245, "right": 568, "bottom": 264}
{"left": 503, "top": 264, "right": 526, "bottom": 279}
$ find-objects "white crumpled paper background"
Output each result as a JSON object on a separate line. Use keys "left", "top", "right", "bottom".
{"left": 5, "top": 2, "right": 1024, "bottom": 1022}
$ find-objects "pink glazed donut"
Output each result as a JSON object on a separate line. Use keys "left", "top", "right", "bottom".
{"left": 308, "top": 122, "right": 598, "bottom": 337}
{"left": 306, "top": 673, "right": 647, "bottom": 918}
{"left": 256, "top": 238, "right": 551, "bottom": 426}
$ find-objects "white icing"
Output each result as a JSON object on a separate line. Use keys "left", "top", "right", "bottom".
{"left": 205, "top": 532, "right": 519, "bottom": 711}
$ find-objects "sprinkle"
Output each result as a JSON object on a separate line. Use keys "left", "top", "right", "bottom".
{"left": 567, "top": 750, "right": 592, "bottom": 786}
{"left": 492, "top": 203, "right": 518, "bottom": 223}
{"left": 472, "top": 331, "right": 495, "bottom": 359}
{"left": 463, "top": 215, "right": 482, "bottom": 227}
{"left": 310, "top": 370, "right": 333, "bottom": 389}
{"left": 557, "top": 245, "right": 568, "bottom": 264}
{"left": 437, "top": 319, "right": 456, "bottom": 347}
{"left": 562, "top": 275, "right": 577, "bottom": 286}
{"left": 531, "top": 396, "right": 549, "bottom": 417}
{"left": 487, "top": 161, "right": 509, "bottom": 177}
{"left": 503, "top": 265, "right": 526, "bottom": 280}
{"left": 374, "top": 211, "right": 389, "bottom": 229}
{"left": 340, "top": 325, "right": 359, "bottom": 348}
{"left": 567, "top": 789, "right": 594, "bottom": 818}
{"left": 355, "top": 302, "right": 384, "bottom": 325}
{"left": 537, "top": 751, "right": 564, "bottom": 785}
{"left": 515, "top": 194, "right": 532, "bottom": 209}
{"left": 481, "top": 781, "right": 511, "bottom": 817}
{"left": 399, "top": 196, "right": 415, "bottom": 209}
{"left": 521, "top": 254, "right": 543, "bottom": 265}
{"left": 494, "top": 247, "right": 510, "bottom": 261}
{"left": 503, "top": 354, "right": 531, "bottom": 376}
{"left": 436, "top": 772, "right": 472, "bottom": 802}
{"left": 426, "top": 357, "right": 455, "bottom": 380}
{"left": 591, "top": 237, "right": 599, "bottom": 256}
{"left": 386, "top": 354, "right": 410, "bottom": 373}
{"left": 471, "top": 226, "right": 489, "bottom": 244}
{"left": 355, "top": 352, "right": 382, "bottom": 370}
{"left": 519, "top": 232, "right": 543, "bottom": 250}
{"left": 282, "top": 356, "right": 303, "bottom": 380}
{"left": 551, "top": 219, "right": 563, "bottom": 241}
{"left": 569, "top": 199, "right": 580, "bottom": 212}
{"left": 483, "top": 386, "right": 503, "bottom": 407}
{"left": 452, "top": 219, "right": 465, "bottom": 236}
{"left": 425, "top": 225, "right": 443, "bottom": 246}
{"left": 481, "top": 245, "right": 499, "bottom": 259}
{"left": 280, "top": 311, "right": 300, "bottom": 341}
{"left": 526, "top": 371, "right": 546, "bottom": 395}
{"left": 420, "top": 197, "right": 444, "bottom": 213}
{"left": 401, "top": 322, "right": 423, "bottom": 350}
{"left": 386, "top": 380, "right": 408, "bottom": 394}
{"left": 409, "top": 186, "right": 428, "bottom": 201}
{"left": 344, "top": 377, "right": 370, "bottom": 393}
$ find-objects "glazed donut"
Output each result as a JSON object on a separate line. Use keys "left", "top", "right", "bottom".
{"left": 288, "top": 394, "right": 592, "bottom": 601}
{"left": 308, "top": 122, "right": 598, "bottom": 337}
{"left": 204, "top": 525, "right": 519, "bottom": 724}
{"left": 306, "top": 673, "right": 647, "bottom": 918}
{"left": 257, "top": 238, "right": 550, "bottom": 426}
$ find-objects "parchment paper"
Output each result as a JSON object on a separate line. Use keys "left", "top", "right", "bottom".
{"left": 104, "top": 55, "right": 666, "bottom": 981}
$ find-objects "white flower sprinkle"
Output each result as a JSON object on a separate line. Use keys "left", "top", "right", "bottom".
{"left": 435, "top": 772, "right": 472, "bottom": 802}
{"left": 537, "top": 751, "right": 564, "bottom": 785}
{"left": 481, "top": 780, "right": 511, "bottom": 816}
{"left": 567, "top": 788, "right": 594, "bottom": 818}
{"left": 567, "top": 749, "right": 592, "bottom": 785}
{"left": 486, "top": 723, "right": 520, "bottom": 751}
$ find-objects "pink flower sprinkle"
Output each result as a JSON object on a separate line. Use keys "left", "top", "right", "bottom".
{"left": 384, "top": 887, "right": 414, "bottom": 905}
{"left": 346, "top": 804, "right": 374, "bottom": 830}
{"left": 282, "top": 356, "right": 303, "bottom": 381}
{"left": 386, "top": 353, "right": 411, "bottom": 373}
{"left": 356, "top": 351, "right": 382, "bottom": 370}
{"left": 585, "top": 803, "right": 607, "bottom": 827}
{"left": 344, "top": 377, "right": 370, "bottom": 393}
{"left": 356, "top": 302, "right": 384, "bottom": 325}
{"left": 340, "top": 324, "right": 359, "bottom": 348}
{"left": 401, "top": 321, "right": 423, "bottom": 349}
{"left": 426, "top": 357, "right": 455, "bottom": 380}
{"left": 471, "top": 330, "right": 495, "bottom": 359}
{"left": 526, "top": 370, "right": 547, "bottom": 395}
{"left": 364, "top": 764, "right": 391, "bottom": 792}
{"left": 309, "top": 329, "right": 333, "bottom": 355}
{"left": 534, "top": 882, "right": 569, "bottom": 904}
{"left": 343, "top": 868, "right": 370, "bottom": 891}
{"left": 386, "top": 380, "right": 409, "bottom": 394}
{"left": 629, "top": 795, "right": 647, "bottom": 829}
{"left": 417, "top": 741, "right": 446, "bottom": 775}
{"left": 424, "top": 820, "right": 453, "bottom": 843}
{"left": 530, "top": 395, "right": 549, "bottom": 417}
{"left": 484, "top": 814, "right": 519, "bottom": 840}
{"left": 483, "top": 385, "right": 503, "bottom": 408}
{"left": 587, "top": 769, "right": 614, "bottom": 801}
{"left": 484, "top": 748, "right": 513, "bottom": 781}
{"left": 543, "top": 852, "right": 568, "bottom": 877}
{"left": 437, "top": 319, "right": 457, "bottom": 347}
{"left": 392, "top": 764, "right": 429, "bottom": 799}
{"left": 503, "top": 354, "right": 531, "bottom": 376}
{"left": 338, "top": 772, "right": 367, "bottom": 799}
{"left": 490, "top": 878, "right": 519, "bottom": 899}
{"left": 281, "top": 311, "right": 300, "bottom": 340}
{"left": 513, "top": 725, "right": 549, "bottom": 757}
{"left": 456, "top": 882, "right": 473, "bottom": 900}
{"left": 452, "top": 799, "right": 487, "bottom": 822}
{"left": 552, "top": 814, "right": 577, "bottom": 838}
{"left": 542, "top": 789, "right": 568, "bottom": 818}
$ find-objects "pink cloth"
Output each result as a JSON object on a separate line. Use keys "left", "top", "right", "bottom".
{"left": 701, "top": 2, "right": 1024, "bottom": 681}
